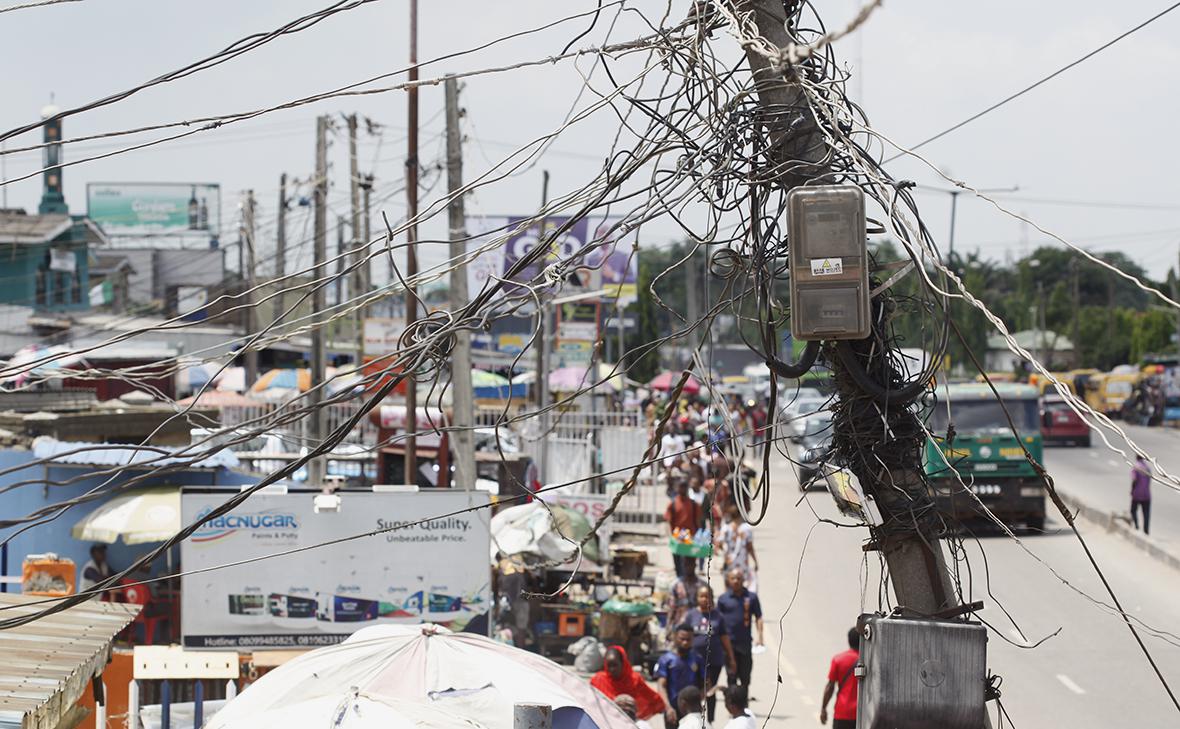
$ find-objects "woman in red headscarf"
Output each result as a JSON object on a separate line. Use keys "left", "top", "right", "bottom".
{"left": 591, "top": 646, "right": 667, "bottom": 722}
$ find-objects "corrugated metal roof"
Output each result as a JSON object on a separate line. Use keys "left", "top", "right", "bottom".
{"left": 0, "top": 214, "right": 73, "bottom": 245}
{"left": 0, "top": 594, "right": 139, "bottom": 729}
{"left": 32, "top": 436, "right": 239, "bottom": 470}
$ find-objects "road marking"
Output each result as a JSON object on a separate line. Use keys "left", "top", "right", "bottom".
{"left": 791, "top": 679, "right": 805, "bottom": 690}
{"left": 781, "top": 658, "right": 798, "bottom": 676}
{"left": 1056, "top": 674, "right": 1085, "bottom": 695}
{"left": 1089, "top": 451, "right": 1098, "bottom": 458}
{"left": 799, "top": 696, "right": 815, "bottom": 707}
{"left": 1007, "top": 628, "right": 1029, "bottom": 646}
{"left": 1106, "top": 459, "right": 1119, "bottom": 467}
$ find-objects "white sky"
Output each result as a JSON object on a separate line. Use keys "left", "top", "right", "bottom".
{"left": 2, "top": 0, "right": 1178, "bottom": 279}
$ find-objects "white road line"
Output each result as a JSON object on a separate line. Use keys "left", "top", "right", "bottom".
{"left": 1056, "top": 674, "right": 1086, "bottom": 695}
{"left": 799, "top": 696, "right": 815, "bottom": 707}
{"left": 1107, "top": 459, "right": 1119, "bottom": 467}
{"left": 1089, "top": 451, "right": 1098, "bottom": 458}
{"left": 791, "top": 679, "right": 805, "bottom": 690}
{"left": 781, "top": 658, "right": 798, "bottom": 677}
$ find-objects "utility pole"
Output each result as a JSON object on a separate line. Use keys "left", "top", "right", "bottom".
{"left": 348, "top": 114, "right": 365, "bottom": 360}
{"left": 308, "top": 115, "right": 329, "bottom": 487}
{"left": 536, "top": 171, "right": 551, "bottom": 484}
{"left": 736, "top": 0, "right": 960, "bottom": 619}
{"left": 241, "top": 189, "right": 259, "bottom": 388}
{"left": 335, "top": 215, "right": 347, "bottom": 313}
{"left": 1071, "top": 257, "right": 1080, "bottom": 367}
{"left": 445, "top": 76, "right": 475, "bottom": 491}
{"left": 534, "top": 172, "right": 552, "bottom": 407}
{"left": 276, "top": 172, "right": 288, "bottom": 319}
{"left": 1175, "top": 244, "right": 1180, "bottom": 358}
{"left": 404, "top": 0, "right": 420, "bottom": 485}
{"left": 685, "top": 247, "right": 699, "bottom": 352}
{"left": 947, "top": 190, "right": 959, "bottom": 260}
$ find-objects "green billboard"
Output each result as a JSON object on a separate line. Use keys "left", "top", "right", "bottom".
{"left": 87, "top": 182, "right": 221, "bottom": 237}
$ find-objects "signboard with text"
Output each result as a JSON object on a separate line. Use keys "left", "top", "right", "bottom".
{"left": 180, "top": 489, "right": 490, "bottom": 649}
{"left": 87, "top": 182, "right": 221, "bottom": 237}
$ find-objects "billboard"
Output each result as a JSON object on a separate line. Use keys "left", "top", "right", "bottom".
{"left": 466, "top": 214, "right": 639, "bottom": 309}
{"left": 180, "top": 489, "right": 490, "bottom": 649}
{"left": 87, "top": 182, "right": 221, "bottom": 237}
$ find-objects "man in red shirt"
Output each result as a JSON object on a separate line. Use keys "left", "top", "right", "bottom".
{"left": 820, "top": 627, "right": 860, "bottom": 728}
{"left": 665, "top": 478, "right": 702, "bottom": 577}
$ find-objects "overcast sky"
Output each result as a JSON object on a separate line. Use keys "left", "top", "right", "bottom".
{"left": 2, "top": 0, "right": 1178, "bottom": 280}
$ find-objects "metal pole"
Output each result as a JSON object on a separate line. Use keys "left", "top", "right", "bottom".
{"left": 276, "top": 172, "right": 288, "bottom": 319}
{"left": 445, "top": 77, "right": 475, "bottom": 491}
{"left": 536, "top": 171, "right": 550, "bottom": 484}
{"left": 242, "top": 190, "right": 259, "bottom": 388}
{"left": 513, "top": 704, "right": 552, "bottom": 729}
{"left": 309, "top": 115, "right": 329, "bottom": 487}
{"left": 404, "top": 0, "right": 420, "bottom": 485}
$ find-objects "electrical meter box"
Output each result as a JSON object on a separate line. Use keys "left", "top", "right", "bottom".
{"left": 786, "top": 185, "right": 869, "bottom": 340}
{"left": 857, "top": 615, "right": 988, "bottom": 729}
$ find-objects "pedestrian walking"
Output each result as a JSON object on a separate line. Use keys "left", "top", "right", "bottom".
{"left": 665, "top": 564, "right": 701, "bottom": 629}
{"left": 683, "top": 585, "right": 737, "bottom": 722}
{"left": 717, "top": 568, "right": 764, "bottom": 688}
{"left": 666, "top": 478, "right": 703, "bottom": 578}
{"left": 718, "top": 505, "right": 758, "bottom": 593}
{"left": 820, "top": 628, "right": 860, "bottom": 728}
{"left": 1131, "top": 455, "right": 1152, "bottom": 535}
{"left": 721, "top": 685, "right": 756, "bottom": 729}
{"left": 656, "top": 624, "right": 706, "bottom": 726}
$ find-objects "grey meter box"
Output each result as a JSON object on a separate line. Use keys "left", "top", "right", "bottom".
{"left": 786, "top": 185, "right": 870, "bottom": 340}
{"left": 857, "top": 616, "right": 988, "bottom": 729}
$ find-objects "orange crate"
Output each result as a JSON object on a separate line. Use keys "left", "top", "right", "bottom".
{"left": 558, "top": 613, "right": 586, "bottom": 637}
{"left": 22, "top": 554, "right": 75, "bottom": 596}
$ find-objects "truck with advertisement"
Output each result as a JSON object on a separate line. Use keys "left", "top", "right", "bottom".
{"left": 925, "top": 383, "right": 1046, "bottom": 531}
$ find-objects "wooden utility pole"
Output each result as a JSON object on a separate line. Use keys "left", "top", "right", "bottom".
{"left": 445, "top": 77, "right": 475, "bottom": 491}
{"left": 404, "top": 0, "right": 420, "bottom": 485}
{"left": 242, "top": 189, "right": 259, "bottom": 388}
{"left": 276, "top": 172, "right": 288, "bottom": 318}
{"left": 733, "top": 0, "right": 959, "bottom": 618}
{"left": 308, "top": 115, "right": 329, "bottom": 487}
{"left": 348, "top": 114, "right": 365, "bottom": 358}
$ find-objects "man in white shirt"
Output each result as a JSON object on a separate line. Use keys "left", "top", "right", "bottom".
{"left": 721, "top": 685, "right": 756, "bottom": 729}
{"left": 79, "top": 544, "right": 113, "bottom": 599}
{"left": 677, "top": 686, "right": 709, "bottom": 729}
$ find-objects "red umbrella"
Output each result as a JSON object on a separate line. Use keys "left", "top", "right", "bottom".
{"left": 649, "top": 370, "right": 701, "bottom": 394}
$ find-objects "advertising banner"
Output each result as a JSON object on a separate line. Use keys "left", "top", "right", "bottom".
{"left": 466, "top": 215, "right": 638, "bottom": 308}
{"left": 180, "top": 489, "right": 490, "bottom": 649}
{"left": 87, "top": 182, "right": 221, "bottom": 237}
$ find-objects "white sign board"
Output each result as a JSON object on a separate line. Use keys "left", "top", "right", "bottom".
{"left": 363, "top": 317, "right": 406, "bottom": 358}
{"left": 180, "top": 489, "right": 490, "bottom": 649}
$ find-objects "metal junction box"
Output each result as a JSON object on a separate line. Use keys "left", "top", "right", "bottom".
{"left": 786, "top": 185, "right": 870, "bottom": 341}
{"left": 857, "top": 616, "right": 987, "bottom": 729}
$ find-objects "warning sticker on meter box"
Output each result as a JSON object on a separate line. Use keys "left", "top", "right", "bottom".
{"left": 809, "top": 258, "right": 843, "bottom": 276}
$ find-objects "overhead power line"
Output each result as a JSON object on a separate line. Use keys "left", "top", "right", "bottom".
{"left": 884, "top": 0, "right": 1180, "bottom": 163}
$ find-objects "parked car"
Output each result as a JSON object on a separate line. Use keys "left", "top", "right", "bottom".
{"left": 1040, "top": 393, "right": 1091, "bottom": 447}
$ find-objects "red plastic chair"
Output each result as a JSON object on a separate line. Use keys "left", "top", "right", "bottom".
{"left": 121, "top": 582, "right": 167, "bottom": 644}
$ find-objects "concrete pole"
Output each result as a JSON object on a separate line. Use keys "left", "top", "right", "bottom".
{"left": 536, "top": 171, "right": 551, "bottom": 484}
{"left": 348, "top": 113, "right": 365, "bottom": 361}
{"left": 275, "top": 172, "right": 287, "bottom": 320}
{"left": 242, "top": 189, "right": 259, "bottom": 388}
{"left": 445, "top": 76, "right": 475, "bottom": 491}
{"left": 308, "top": 115, "right": 329, "bottom": 487}
{"left": 404, "top": 0, "right": 420, "bottom": 485}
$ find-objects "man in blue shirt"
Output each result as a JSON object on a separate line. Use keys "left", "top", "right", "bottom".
{"left": 655, "top": 624, "right": 706, "bottom": 724}
{"left": 717, "top": 568, "right": 764, "bottom": 688}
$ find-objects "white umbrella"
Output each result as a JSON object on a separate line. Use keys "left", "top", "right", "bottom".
{"left": 209, "top": 624, "right": 631, "bottom": 729}
{"left": 234, "top": 692, "right": 487, "bottom": 729}
{"left": 71, "top": 487, "right": 180, "bottom": 544}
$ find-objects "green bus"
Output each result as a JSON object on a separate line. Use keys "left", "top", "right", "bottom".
{"left": 924, "top": 383, "right": 1046, "bottom": 531}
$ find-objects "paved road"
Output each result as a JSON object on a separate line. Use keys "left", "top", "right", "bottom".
{"left": 1045, "top": 423, "right": 1180, "bottom": 548}
{"left": 706, "top": 452, "right": 1180, "bottom": 728}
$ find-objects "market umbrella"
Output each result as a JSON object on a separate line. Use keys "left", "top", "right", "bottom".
{"left": 490, "top": 501, "right": 604, "bottom": 565}
{"left": 472, "top": 369, "right": 510, "bottom": 388}
{"left": 251, "top": 368, "right": 311, "bottom": 393}
{"left": 1, "top": 344, "right": 84, "bottom": 386}
{"left": 649, "top": 370, "right": 701, "bottom": 394}
{"left": 176, "top": 390, "right": 260, "bottom": 409}
{"left": 207, "top": 624, "right": 632, "bottom": 729}
{"left": 214, "top": 692, "right": 487, "bottom": 729}
{"left": 71, "top": 487, "right": 180, "bottom": 544}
